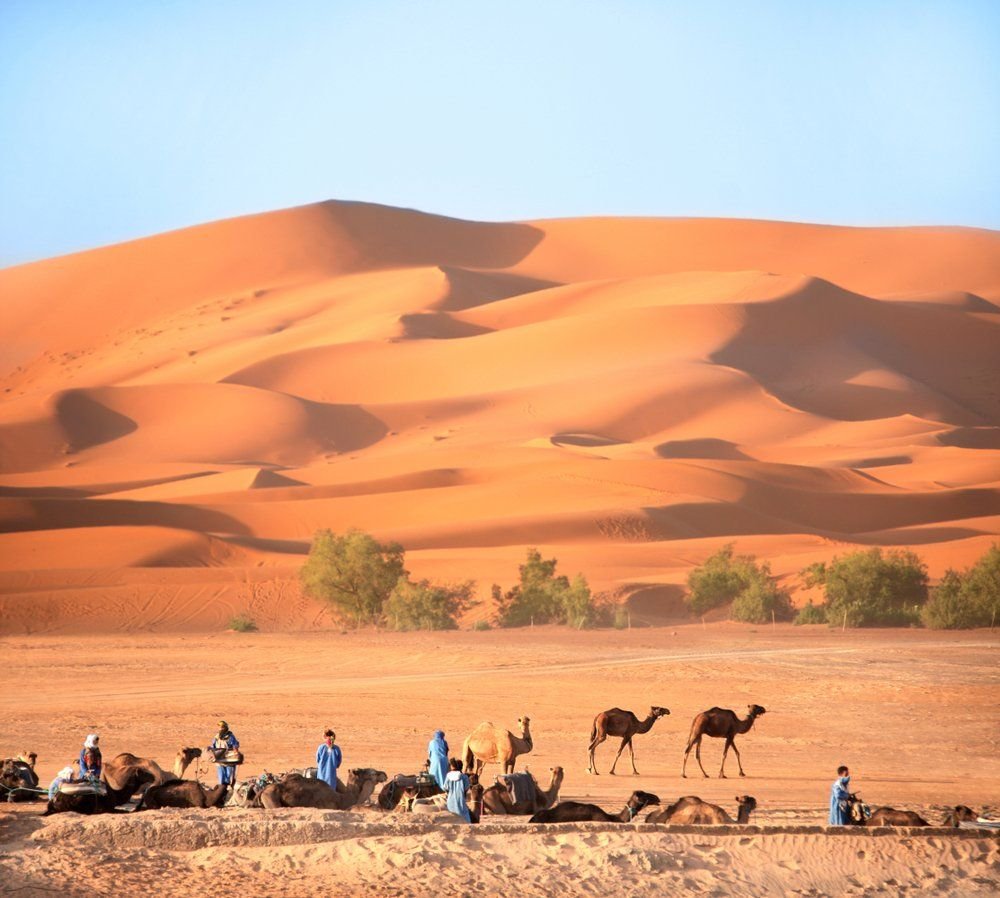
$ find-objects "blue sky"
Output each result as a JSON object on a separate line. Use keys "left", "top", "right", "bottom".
{"left": 1, "top": 0, "right": 998, "bottom": 267}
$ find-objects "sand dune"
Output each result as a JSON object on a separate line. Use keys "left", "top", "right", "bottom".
{"left": 0, "top": 200, "right": 998, "bottom": 631}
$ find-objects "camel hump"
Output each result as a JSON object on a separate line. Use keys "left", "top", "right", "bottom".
{"left": 703, "top": 707, "right": 728, "bottom": 715}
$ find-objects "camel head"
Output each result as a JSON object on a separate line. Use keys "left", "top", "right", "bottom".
{"left": 736, "top": 795, "right": 757, "bottom": 812}
{"left": 179, "top": 747, "right": 202, "bottom": 761}
{"left": 518, "top": 716, "right": 531, "bottom": 731}
{"left": 748, "top": 704, "right": 766, "bottom": 720}
{"left": 349, "top": 767, "right": 388, "bottom": 785}
{"left": 628, "top": 790, "right": 660, "bottom": 814}
{"left": 944, "top": 805, "right": 976, "bottom": 826}
{"left": 550, "top": 766, "right": 565, "bottom": 783}
{"left": 650, "top": 706, "right": 670, "bottom": 719}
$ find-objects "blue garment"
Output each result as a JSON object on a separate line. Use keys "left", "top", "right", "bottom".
{"left": 78, "top": 747, "right": 102, "bottom": 779}
{"left": 829, "top": 775, "right": 851, "bottom": 825}
{"left": 444, "top": 770, "right": 471, "bottom": 823}
{"left": 208, "top": 732, "right": 240, "bottom": 785}
{"left": 48, "top": 776, "right": 69, "bottom": 800}
{"left": 316, "top": 742, "right": 343, "bottom": 789}
{"left": 428, "top": 731, "right": 449, "bottom": 790}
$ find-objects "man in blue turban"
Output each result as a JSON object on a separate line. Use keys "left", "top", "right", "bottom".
{"left": 428, "top": 730, "right": 449, "bottom": 790}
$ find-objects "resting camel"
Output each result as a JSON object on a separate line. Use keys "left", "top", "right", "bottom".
{"left": 482, "top": 766, "right": 564, "bottom": 815}
{"left": 1, "top": 754, "right": 40, "bottom": 801}
{"left": 255, "top": 768, "right": 387, "bottom": 810}
{"left": 682, "top": 704, "right": 766, "bottom": 778}
{"left": 44, "top": 770, "right": 154, "bottom": 816}
{"left": 587, "top": 706, "right": 670, "bottom": 775}
{"left": 529, "top": 790, "right": 659, "bottom": 823}
{"left": 138, "top": 780, "right": 228, "bottom": 809}
{"left": 646, "top": 794, "right": 757, "bottom": 824}
{"left": 378, "top": 774, "right": 442, "bottom": 811}
{"left": 943, "top": 805, "right": 977, "bottom": 827}
{"left": 463, "top": 716, "right": 532, "bottom": 775}
{"left": 866, "top": 806, "right": 930, "bottom": 827}
{"left": 408, "top": 781, "right": 485, "bottom": 823}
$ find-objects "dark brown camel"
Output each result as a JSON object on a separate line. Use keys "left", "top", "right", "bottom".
{"left": 1, "top": 754, "right": 40, "bottom": 801}
{"left": 866, "top": 806, "right": 930, "bottom": 827}
{"left": 378, "top": 773, "right": 442, "bottom": 810}
{"left": 528, "top": 790, "right": 659, "bottom": 823}
{"left": 682, "top": 704, "right": 766, "bottom": 778}
{"left": 588, "top": 706, "right": 670, "bottom": 775}
{"left": 256, "top": 768, "right": 387, "bottom": 810}
{"left": 482, "top": 766, "right": 564, "bottom": 815}
{"left": 137, "top": 780, "right": 228, "bottom": 809}
{"left": 44, "top": 770, "right": 153, "bottom": 816}
{"left": 647, "top": 794, "right": 757, "bottom": 824}
{"left": 943, "top": 805, "right": 977, "bottom": 827}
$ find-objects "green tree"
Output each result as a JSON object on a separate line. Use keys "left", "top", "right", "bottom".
{"left": 731, "top": 576, "right": 794, "bottom": 624}
{"left": 686, "top": 544, "right": 791, "bottom": 622}
{"left": 495, "top": 549, "right": 599, "bottom": 627}
{"left": 384, "top": 579, "right": 476, "bottom": 631}
{"left": 922, "top": 545, "right": 1000, "bottom": 629}
{"left": 808, "top": 548, "right": 927, "bottom": 627}
{"left": 794, "top": 601, "right": 827, "bottom": 625}
{"left": 300, "top": 529, "right": 406, "bottom": 627}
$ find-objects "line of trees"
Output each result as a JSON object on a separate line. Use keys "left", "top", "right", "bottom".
{"left": 685, "top": 542, "right": 999, "bottom": 630}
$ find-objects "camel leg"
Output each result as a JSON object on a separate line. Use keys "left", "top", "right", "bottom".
{"left": 695, "top": 738, "right": 709, "bottom": 778}
{"left": 682, "top": 738, "right": 693, "bottom": 777}
{"left": 628, "top": 739, "right": 639, "bottom": 776}
{"left": 587, "top": 732, "right": 606, "bottom": 774}
{"left": 609, "top": 738, "right": 629, "bottom": 775}
{"left": 730, "top": 740, "right": 746, "bottom": 777}
{"left": 718, "top": 737, "right": 733, "bottom": 778}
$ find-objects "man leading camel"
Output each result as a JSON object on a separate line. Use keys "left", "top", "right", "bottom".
{"left": 829, "top": 765, "right": 852, "bottom": 825}
{"left": 316, "top": 729, "right": 342, "bottom": 789}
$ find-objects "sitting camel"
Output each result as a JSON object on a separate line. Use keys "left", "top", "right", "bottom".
{"left": 256, "top": 768, "right": 387, "bottom": 810}
{"left": 646, "top": 794, "right": 757, "bottom": 824}
{"left": 44, "top": 770, "right": 154, "bottom": 816}
{"left": 463, "top": 716, "right": 532, "bottom": 776}
{"left": 1, "top": 753, "right": 40, "bottom": 801}
{"left": 588, "top": 706, "right": 670, "bottom": 775}
{"left": 138, "top": 780, "right": 228, "bottom": 810}
{"left": 866, "top": 806, "right": 929, "bottom": 827}
{"left": 943, "top": 805, "right": 977, "bottom": 827}
{"left": 482, "top": 766, "right": 564, "bottom": 816}
{"left": 408, "top": 781, "right": 485, "bottom": 823}
{"left": 682, "top": 704, "right": 766, "bottom": 778}
{"left": 529, "top": 790, "right": 659, "bottom": 823}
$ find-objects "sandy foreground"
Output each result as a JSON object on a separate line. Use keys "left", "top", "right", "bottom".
{"left": 2, "top": 626, "right": 998, "bottom": 896}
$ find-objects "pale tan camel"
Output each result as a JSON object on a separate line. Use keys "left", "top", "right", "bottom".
{"left": 172, "top": 747, "right": 202, "bottom": 778}
{"left": 646, "top": 794, "right": 757, "bottom": 824}
{"left": 408, "top": 782, "right": 485, "bottom": 822}
{"left": 256, "top": 768, "right": 387, "bottom": 810}
{"left": 102, "top": 753, "right": 173, "bottom": 789}
{"left": 682, "top": 704, "right": 766, "bottom": 778}
{"left": 462, "top": 716, "right": 532, "bottom": 775}
{"left": 482, "top": 766, "right": 564, "bottom": 815}
{"left": 587, "top": 706, "right": 670, "bottom": 775}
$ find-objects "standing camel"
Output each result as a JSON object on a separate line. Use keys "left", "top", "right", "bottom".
{"left": 587, "top": 706, "right": 670, "bottom": 775}
{"left": 482, "top": 766, "right": 564, "bottom": 815}
{"left": 647, "top": 794, "right": 757, "bottom": 824}
{"left": 682, "top": 704, "right": 766, "bottom": 778}
{"left": 529, "top": 790, "right": 659, "bottom": 823}
{"left": 462, "top": 716, "right": 533, "bottom": 776}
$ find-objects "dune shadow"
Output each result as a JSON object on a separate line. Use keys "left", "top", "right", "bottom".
{"left": 54, "top": 390, "right": 137, "bottom": 451}
{"left": 654, "top": 438, "right": 751, "bottom": 460}
{"left": 303, "top": 400, "right": 389, "bottom": 454}
{"left": 623, "top": 584, "right": 690, "bottom": 624}
{"left": 937, "top": 427, "right": 1000, "bottom": 450}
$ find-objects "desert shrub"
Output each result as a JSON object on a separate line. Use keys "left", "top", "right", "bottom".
{"left": 384, "top": 579, "right": 476, "bottom": 631}
{"left": 228, "top": 613, "right": 257, "bottom": 632}
{"left": 731, "top": 577, "right": 794, "bottom": 624}
{"left": 495, "top": 549, "right": 600, "bottom": 628}
{"left": 612, "top": 605, "right": 630, "bottom": 630}
{"left": 922, "top": 545, "right": 1000, "bottom": 629}
{"left": 794, "top": 601, "right": 827, "bottom": 625}
{"left": 472, "top": 619, "right": 491, "bottom": 631}
{"left": 300, "top": 529, "right": 406, "bottom": 627}
{"left": 686, "top": 544, "right": 791, "bottom": 622}
{"left": 806, "top": 548, "right": 928, "bottom": 627}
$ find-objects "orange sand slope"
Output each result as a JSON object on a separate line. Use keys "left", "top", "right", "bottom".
{"left": 1, "top": 201, "right": 998, "bottom": 632}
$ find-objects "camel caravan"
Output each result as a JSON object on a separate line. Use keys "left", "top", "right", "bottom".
{"left": 5, "top": 701, "right": 996, "bottom": 831}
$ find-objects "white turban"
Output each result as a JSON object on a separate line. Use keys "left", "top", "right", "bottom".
{"left": 84, "top": 734, "right": 99, "bottom": 748}
{"left": 58, "top": 766, "right": 74, "bottom": 779}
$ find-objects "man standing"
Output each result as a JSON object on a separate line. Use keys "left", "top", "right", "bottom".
{"left": 828, "top": 765, "right": 852, "bottom": 825}
{"left": 208, "top": 720, "right": 240, "bottom": 787}
{"left": 316, "top": 729, "right": 342, "bottom": 790}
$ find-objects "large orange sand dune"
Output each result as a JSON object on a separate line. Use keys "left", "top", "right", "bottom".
{"left": 1, "top": 201, "right": 998, "bottom": 631}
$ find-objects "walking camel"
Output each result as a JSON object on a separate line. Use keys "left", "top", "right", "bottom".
{"left": 682, "top": 704, "right": 766, "bottom": 778}
{"left": 587, "top": 706, "right": 670, "bottom": 775}
{"left": 647, "top": 794, "right": 757, "bottom": 824}
{"left": 462, "top": 716, "right": 533, "bottom": 776}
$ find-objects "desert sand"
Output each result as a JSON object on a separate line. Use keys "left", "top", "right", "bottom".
{"left": 1, "top": 201, "right": 999, "bottom": 630}
{"left": 1, "top": 626, "right": 998, "bottom": 896}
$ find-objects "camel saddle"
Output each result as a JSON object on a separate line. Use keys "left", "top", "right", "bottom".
{"left": 59, "top": 781, "right": 108, "bottom": 797}
{"left": 210, "top": 749, "right": 244, "bottom": 766}
{"left": 496, "top": 772, "right": 536, "bottom": 807}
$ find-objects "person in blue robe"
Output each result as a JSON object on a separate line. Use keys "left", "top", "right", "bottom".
{"left": 829, "top": 765, "right": 852, "bottom": 825}
{"left": 78, "top": 734, "right": 102, "bottom": 780}
{"left": 427, "top": 730, "right": 449, "bottom": 790}
{"left": 207, "top": 720, "right": 240, "bottom": 786}
{"left": 316, "top": 728, "right": 342, "bottom": 789}
{"left": 444, "top": 758, "right": 471, "bottom": 823}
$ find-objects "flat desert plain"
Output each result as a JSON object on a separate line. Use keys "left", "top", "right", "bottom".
{"left": 1, "top": 202, "right": 999, "bottom": 895}
{"left": 2, "top": 626, "right": 999, "bottom": 896}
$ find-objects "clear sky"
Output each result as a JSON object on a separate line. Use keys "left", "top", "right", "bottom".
{"left": 2, "top": 0, "right": 998, "bottom": 267}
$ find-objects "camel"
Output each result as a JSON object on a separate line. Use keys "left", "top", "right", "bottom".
{"left": 529, "top": 790, "right": 659, "bottom": 823}
{"left": 866, "top": 806, "right": 930, "bottom": 827}
{"left": 408, "top": 781, "right": 485, "bottom": 823}
{"left": 102, "top": 753, "right": 173, "bottom": 790}
{"left": 463, "top": 716, "right": 533, "bottom": 776}
{"left": 1, "top": 754, "right": 40, "bottom": 801}
{"left": 943, "top": 805, "right": 977, "bottom": 827}
{"left": 587, "top": 706, "right": 670, "bottom": 775}
{"left": 173, "top": 747, "right": 203, "bottom": 778}
{"left": 256, "top": 767, "right": 387, "bottom": 810}
{"left": 682, "top": 704, "right": 766, "bottom": 778}
{"left": 138, "top": 780, "right": 228, "bottom": 810}
{"left": 379, "top": 774, "right": 442, "bottom": 811}
{"left": 44, "top": 770, "right": 153, "bottom": 816}
{"left": 646, "top": 794, "right": 757, "bottom": 824}
{"left": 482, "top": 766, "right": 564, "bottom": 815}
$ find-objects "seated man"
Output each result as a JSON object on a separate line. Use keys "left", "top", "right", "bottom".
{"left": 48, "top": 766, "right": 75, "bottom": 800}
